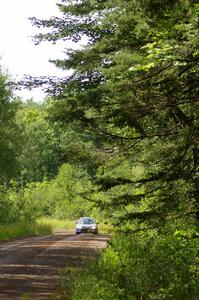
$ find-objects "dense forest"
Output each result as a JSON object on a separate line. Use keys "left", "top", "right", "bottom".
{"left": 0, "top": 0, "right": 198, "bottom": 299}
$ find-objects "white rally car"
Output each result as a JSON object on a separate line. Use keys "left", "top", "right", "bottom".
{"left": 75, "top": 217, "right": 98, "bottom": 234}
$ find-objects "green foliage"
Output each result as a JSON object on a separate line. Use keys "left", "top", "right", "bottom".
{"left": 68, "top": 230, "right": 199, "bottom": 300}
{"left": 16, "top": 100, "right": 64, "bottom": 183}
{"left": 0, "top": 189, "right": 12, "bottom": 224}
{"left": 1, "top": 2, "right": 198, "bottom": 297}
{"left": 0, "top": 222, "right": 52, "bottom": 241}
{"left": 8, "top": 184, "right": 43, "bottom": 223}
{"left": 29, "top": 0, "right": 199, "bottom": 229}
{"left": 0, "top": 183, "right": 42, "bottom": 224}
{"left": 53, "top": 163, "right": 96, "bottom": 218}
{"left": 37, "top": 217, "right": 75, "bottom": 229}
{"left": 0, "top": 68, "right": 21, "bottom": 184}
{"left": 2, "top": 163, "right": 98, "bottom": 223}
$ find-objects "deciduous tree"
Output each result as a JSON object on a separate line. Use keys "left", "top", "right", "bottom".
{"left": 0, "top": 68, "right": 21, "bottom": 184}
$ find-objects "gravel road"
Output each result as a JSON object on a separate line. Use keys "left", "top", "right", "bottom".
{"left": 0, "top": 230, "right": 109, "bottom": 300}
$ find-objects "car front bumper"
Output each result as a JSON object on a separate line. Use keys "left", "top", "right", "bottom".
{"left": 76, "top": 227, "right": 98, "bottom": 234}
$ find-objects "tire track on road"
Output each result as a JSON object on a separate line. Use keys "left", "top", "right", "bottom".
{"left": 0, "top": 231, "right": 109, "bottom": 299}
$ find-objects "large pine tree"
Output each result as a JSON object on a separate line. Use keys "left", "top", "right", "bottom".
{"left": 30, "top": 0, "right": 199, "bottom": 230}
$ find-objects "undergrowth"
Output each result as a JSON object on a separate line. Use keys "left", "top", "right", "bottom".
{"left": 0, "top": 222, "right": 52, "bottom": 241}
{"left": 59, "top": 229, "right": 199, "bottom": 300}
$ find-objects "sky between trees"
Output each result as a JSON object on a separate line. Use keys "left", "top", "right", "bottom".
{"left": 0, "top": 0, "right": 66, "bottom": 101}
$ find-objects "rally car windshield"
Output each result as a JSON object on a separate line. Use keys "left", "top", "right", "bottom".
{"left": 82, "top": 218, "right": 95, "bottom": 224}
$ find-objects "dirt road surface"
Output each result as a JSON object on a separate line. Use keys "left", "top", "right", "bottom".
{"left": 0, "top": 230, "right": 109, "bottom": 300}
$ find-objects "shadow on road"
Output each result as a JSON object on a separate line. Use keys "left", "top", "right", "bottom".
{"left": 0, "top": 231, "right": 109, "bottom": 300}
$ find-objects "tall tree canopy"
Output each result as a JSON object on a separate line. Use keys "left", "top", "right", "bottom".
{"left": 31, "top": 0, "right": 199, "bottom": 230}
{"left": 16, "top": 100, "right": 64, "bottom": 183}
{"left": 0, "top": 68, "right": 21, "bottom": 184}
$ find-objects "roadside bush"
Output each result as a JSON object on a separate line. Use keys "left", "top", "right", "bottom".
{"left": 0, "top": 162, "right": 100, "bottom": 226}
{"left": 68, "top": 230, "right": 199, "bottom": 300}
{"left": 0, "top": 191, "right": 12, "bottom": 224}
{"left": 0, "top": 222, "right": 52, "bottom": 241}
{"left": 0, "top": 184, "right": 43, "bottom": 225}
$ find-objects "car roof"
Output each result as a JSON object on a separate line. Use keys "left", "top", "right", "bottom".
{"left": 79, "top": 217, "right": 95, "bottom": 220}
{"left": 78, "top": 217, "right": 95, "bottom": 222}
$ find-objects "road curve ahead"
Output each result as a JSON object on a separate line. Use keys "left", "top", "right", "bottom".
{"left": 0, "top": 230, "right": 109, "bottom": 300}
